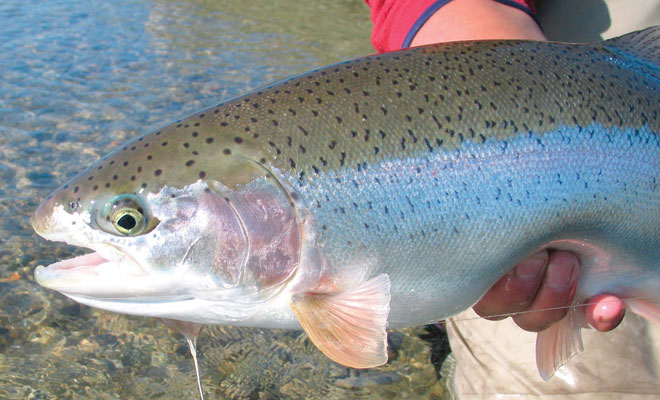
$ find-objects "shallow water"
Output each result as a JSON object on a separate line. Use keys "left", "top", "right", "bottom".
{"left": 0, "top": 0, "right": 449, "bottom": 398}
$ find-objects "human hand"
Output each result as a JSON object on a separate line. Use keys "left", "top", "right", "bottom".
{"left": 473, "top": 250, "right": 625, "bottom": 332}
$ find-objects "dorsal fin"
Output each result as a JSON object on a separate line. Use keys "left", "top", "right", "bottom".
{"left": 602, "top": 26, "right": 660, "bottom": 77}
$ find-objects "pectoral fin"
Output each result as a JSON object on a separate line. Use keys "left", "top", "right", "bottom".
{"left": 535, "top": 305, "right": 584, "bottom": 380}
{"left": 290, "top": 274, "right": 391, "bottom": 369}
{"left": 625, "top": 297, "right": 660, "bottom": 324}
{"left": 535, "top": 294, "right": 660, "bottom": 381}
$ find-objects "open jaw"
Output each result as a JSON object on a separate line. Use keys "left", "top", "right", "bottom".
{"left": 37, "top": 252, "right": 109, "bottom": 273}
{"left": 34, "top": 251, "right": 112, "bottom": 288}
{"left": 33, "top": 249, "right": 203, "bottom": 320}
{"left": 33, "top": 246, "right": 153, "bottom": 298}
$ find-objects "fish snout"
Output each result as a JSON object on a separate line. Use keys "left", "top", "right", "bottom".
{"left": 31, "top": 195, "right": 60, "bottom": 236}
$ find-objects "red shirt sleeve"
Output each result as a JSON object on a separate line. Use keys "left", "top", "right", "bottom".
{"left": 365, "top": 0, "right": 537, "bottom": 53}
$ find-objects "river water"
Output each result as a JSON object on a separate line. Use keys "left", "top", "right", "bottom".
{"left": 0, "top": 0, "right": 448, "bottom": 398}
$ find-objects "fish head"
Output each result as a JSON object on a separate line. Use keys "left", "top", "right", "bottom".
{"left": 32, "top": 115, "right": 302, "bottom": 323}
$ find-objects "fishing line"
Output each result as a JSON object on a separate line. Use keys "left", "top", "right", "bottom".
{"left": 447, "top": 296, "right": 660, "bottom": 323}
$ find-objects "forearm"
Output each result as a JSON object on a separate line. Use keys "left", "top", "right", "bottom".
{"left": 410, "top": 0, "right": 545, "bottom": 45}
{"left": 366, "top": 0, "right": 545, "bottom": 53}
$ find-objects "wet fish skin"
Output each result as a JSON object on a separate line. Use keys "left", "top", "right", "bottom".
{"left": 32, "top": 28, "right": 660, "bottom": 377}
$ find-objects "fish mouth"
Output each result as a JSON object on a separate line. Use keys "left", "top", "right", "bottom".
{"left": 34, "top": 251, "right": 116, "bottom": 292}
{"left": 36, "top": 252, "right": 110, "bottom": 274}
{"left": 33, "top": 242, "right": 155, "bottom": 298}
{"left": 34, "top": 249, "right": 204, "bottom": 321}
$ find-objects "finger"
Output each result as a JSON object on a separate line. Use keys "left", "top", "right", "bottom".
{"left": 512, "top": 251, "right": 580, "bottom": 332}
{"left": 584, "top": 294, "right": 625, "bottom": 332}
{"left": 474, "top": 250, "right": 548, "bottom": 320}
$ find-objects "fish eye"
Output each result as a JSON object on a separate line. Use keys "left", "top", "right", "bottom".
{"left": 112, "top": 207, "right": 144, "bottom": 235}
{"left": 100, "top": 194, "right": 155, "bottom": 236}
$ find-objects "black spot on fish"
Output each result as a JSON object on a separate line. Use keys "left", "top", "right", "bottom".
{"left": 186, "top": 160, "right": 195, "bottom": 167}
{"left": 206, "top": 137, "right": 214, "bottom": 144}
{"left": 199, "top": 171, "right": 206, "bottom": 179}
{"left": 154, "top": 169, "right": 162, "bottom": 176}
{"left": 234, "top": 137, "right": 243, "bottom": 144}
{"left": 223, "top": 149, "right": 231, "bottom": 155}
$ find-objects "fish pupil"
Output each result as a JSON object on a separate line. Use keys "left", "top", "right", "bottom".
{"left": 117, "top": 214, "right": 137, "bottom": 230}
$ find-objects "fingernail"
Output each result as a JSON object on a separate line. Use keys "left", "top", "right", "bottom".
{"left": 592, "top": 295, "right": 624, "bottom": 323}
{"left": 515, "top": 252, "right": 546, "bottom": 281}
{"left": 546, "top": 258, "right": 576, "bottom": 289}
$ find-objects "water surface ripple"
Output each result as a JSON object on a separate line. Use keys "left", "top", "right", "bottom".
{"left": 0, "top": 1, "right": 446, "bottom": 398}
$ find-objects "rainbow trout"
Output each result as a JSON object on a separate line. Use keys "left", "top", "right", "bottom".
{"left": 33, "top": 27, "right": 660, "bottom": 380}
